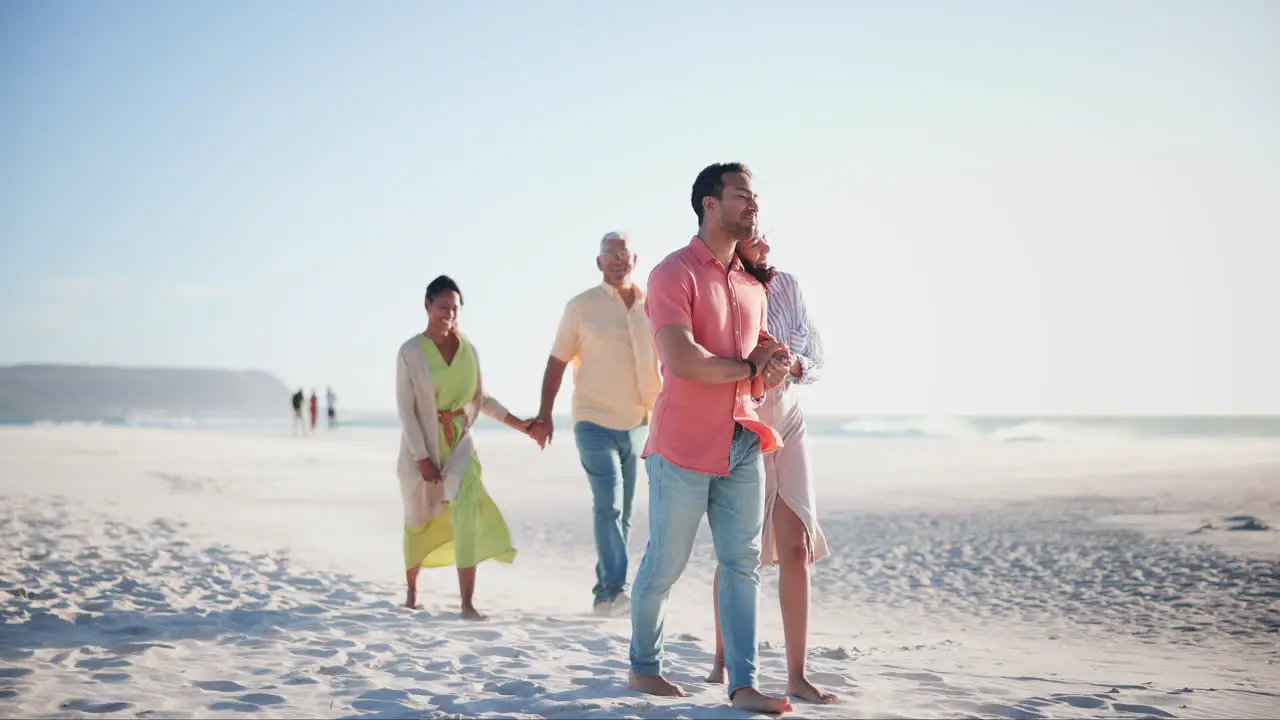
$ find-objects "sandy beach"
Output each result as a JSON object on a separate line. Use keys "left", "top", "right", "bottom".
{"left": 1, "top": 423, "right": 1277, "bottom": 718}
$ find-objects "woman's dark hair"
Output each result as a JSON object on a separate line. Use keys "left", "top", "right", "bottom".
{"left": 737, "top": 246, "right": 776, "bottom": 288}
{"left": 425, "top": 275, "right": 463, "bottom": 304}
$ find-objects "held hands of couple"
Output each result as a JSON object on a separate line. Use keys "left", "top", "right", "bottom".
{"left": 749, "top": 332, "right": 794, "bottom": 391}
{"left": 508, "top": 413, "right": 552, "bottom": 450}
{"left": 529, "top": 415, "right": 553, "bottom": 450}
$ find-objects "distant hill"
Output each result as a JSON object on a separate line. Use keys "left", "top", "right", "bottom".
{"left": 0, "top": 364, "right": 292, "bottom": 423}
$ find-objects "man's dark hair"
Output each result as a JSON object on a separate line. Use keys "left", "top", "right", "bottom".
{"left": 425, "top": 275, "right": 463, "bottom": 304}
{"left": 737, "top": 245, "right": 777, "bottom": 287}
{"left": 691, "top": 162, "right": 752, "bottom": 225}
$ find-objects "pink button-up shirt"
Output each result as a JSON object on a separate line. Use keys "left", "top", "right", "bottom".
{"left": 642, "top": 236, "right": 783, "bottom": 475}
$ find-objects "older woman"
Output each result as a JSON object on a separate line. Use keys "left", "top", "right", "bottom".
{"left": 396, "top": 274, "right": 536, "bottom": 619}
{"left": 706, "top": 235, "right": 834, "bottom": 704}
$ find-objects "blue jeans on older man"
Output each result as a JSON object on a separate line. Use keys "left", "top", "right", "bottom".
{"left": 574, "top": 420, "right": 648, "bottom": 606}
{"left": 630, "top": 427, "right": 765, "bottom": 697}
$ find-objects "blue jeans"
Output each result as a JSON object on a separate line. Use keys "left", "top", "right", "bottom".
{"left": 574, "top": 420, "right": 647, "bottom": 604}
{"left": 630, "top": 428, "right": 765, "bottom": 697}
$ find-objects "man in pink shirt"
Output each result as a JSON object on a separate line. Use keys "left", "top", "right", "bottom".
{"left": 628, "top": 163, "right": 794, "bottom": 715}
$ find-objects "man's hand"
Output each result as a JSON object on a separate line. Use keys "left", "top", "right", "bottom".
{"left": 748, "top": 333, "right": 792, "bottom": 390}
{"left": 747, "top": 337, "right": 785, "bottom": 376}
{"left": 417, "top": 458, "right": 442, "bottom": 485}
{"left": 530, "top": 414, "right": 553, "bottom": 449}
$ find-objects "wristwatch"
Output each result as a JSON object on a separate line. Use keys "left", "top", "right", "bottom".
{"left": 744, "top": 359, "right": 758, "bottom": 381}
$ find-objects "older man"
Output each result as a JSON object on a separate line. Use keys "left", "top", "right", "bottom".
{"left": 532, "top": 231, "right": 662, "bottom": 616}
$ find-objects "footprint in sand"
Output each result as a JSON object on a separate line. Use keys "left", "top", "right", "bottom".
{"left": 350, "top": 699, "right": 420, "bottom": 714}
{"left": 454, "top": 628, "right": 503, "bottom": 642}
{"left": 0, "top": 668, "right": 34, "bottom": 679}
{"left": 478, "top": 645, "right": 527, "bottom": 659}
{"left": 236, "top": 693, "right": 286, "bottom": 707}
{"left": 483, "top": 679, "right": 545, "bottom": 697}
{"left": 1113, "top": 703, "right": 1176, "bottom": 718}
{"left": 567, "top": 664, "right": 614, "bottom": 677}
{"left": 60, "top": 700, "right": 134, "bottom": 714}
{"left": 812, "top": 645, "right": 859, "bottom": 660}
{"left": 193, "top": 680, "right": 249, "bottom": 693}
{"left": 209, "top": 701, "right": 261, "bottom": 713}
{"left": 808, "top": 671, "right": 856, "bottom": 688}
{"left": 111, "top": 642, "right": 175, "bottom": 656}
{"left": 291, "top": 647, "right": 339, "bottom": 658}
{"left": 1051, "top": 694, "right": 1107, "bottom": 709}
{"left": 75, "top": 657, "right": 130, "bottom": 672}
{"left": 883, "top": 670, "right": 944, "bottom": 683}
{"left": 316, "top": 637, "right": 357, "bottom": 649}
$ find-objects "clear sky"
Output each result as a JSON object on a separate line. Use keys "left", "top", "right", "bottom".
{"left": 2, "top": 0, "right": 1277, "bottom": 416}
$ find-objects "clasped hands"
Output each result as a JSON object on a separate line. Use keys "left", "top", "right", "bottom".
{"left": 749, "top": 331, "right": 795, "bottom": 395}
{"left": 516, "top": 334, "right": 794, "bottom": 457}
{"left": 417, "top": 414, "right": 546, "bottom": 484}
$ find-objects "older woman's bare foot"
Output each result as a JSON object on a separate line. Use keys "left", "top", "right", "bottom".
{"left": 787, "top": 676, "right": 837, "bottom": 704}
{"left": 705, "top": 658, "right": 725, "bottom": 684}
{"left": 730, "top": 686, "right": 793, "bottom": 714}
{"left": 628, "top": 671, "right": 687, "bottom": 697}
{"left": 460, "top": 604, "right": 488, "bottom": 621}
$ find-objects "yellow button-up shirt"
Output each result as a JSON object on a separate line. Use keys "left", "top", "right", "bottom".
{"left": 551, "top": 282, "right": 662, "bottom": 431}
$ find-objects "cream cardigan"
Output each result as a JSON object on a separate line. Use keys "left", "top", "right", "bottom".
{"left": 395, "top": 332, "right": 508, "bottom": 527}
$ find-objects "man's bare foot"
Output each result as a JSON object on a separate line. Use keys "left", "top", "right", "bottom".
{"left": 460, "top": 604, "right": 488, "bottom": 621}
{"left": 705, "top": 658, "right": 725, "bottom": 684}
{"left": 787, "top": 676, "right": 837, "bottom": 704}
{"left": 730, "top": 686, "right": 793, "bottom": 714}
{"left": 628, "top": 671, "right": 687, "bottom": 697}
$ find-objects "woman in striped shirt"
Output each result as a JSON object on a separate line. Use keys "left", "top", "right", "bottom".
{"left": 706, "top": 233, "right": 835, "bottom": 705}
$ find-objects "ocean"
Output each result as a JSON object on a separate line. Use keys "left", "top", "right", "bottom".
{"left": 7, "top": 413, "right": 1280, "bottom": 442}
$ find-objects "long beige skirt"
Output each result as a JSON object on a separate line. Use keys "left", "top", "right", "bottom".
{"left": 759, "top": 381, "right": 829, "bottom": 567}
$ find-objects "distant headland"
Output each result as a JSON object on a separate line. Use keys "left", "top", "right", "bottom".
{"left": 0, "top": 364, "right": 291, "bottom": 423}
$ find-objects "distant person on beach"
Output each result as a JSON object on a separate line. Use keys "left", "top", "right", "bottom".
{"left": 704, "top": 233, "right": 835, "bottom": 704}
{"left": 530, "top": 230, "right": 662, "bottom": 617}
{"left": 396, "top": 274, "right": 539, "bottom": 619}
{"left": 326, "top": 386, "right": 337, "bottom": 429}
{"left": 291, "top": 388, "right": 306, "bottom": 436}
{"left": 308, "top": 390, "right": 318, "bottom": 431}
{"left": 628, "top": 162, "right": 794, "bottom": 714}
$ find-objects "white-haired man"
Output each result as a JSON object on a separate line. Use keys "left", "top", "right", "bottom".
{"left": 532, "top": 231, "right": 662, "bottom": 616}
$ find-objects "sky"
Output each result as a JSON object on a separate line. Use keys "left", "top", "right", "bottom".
{"left": 2, "top": 0, "right": 1278, "bottom": 416}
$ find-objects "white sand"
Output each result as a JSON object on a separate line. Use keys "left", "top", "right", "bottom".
{"left": 1, "top": 425, "right": 1277, "bottom": 718}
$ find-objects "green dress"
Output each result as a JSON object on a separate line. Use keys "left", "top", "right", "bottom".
{"left": 403, "top": 333, "right": 517, "bottom": 571}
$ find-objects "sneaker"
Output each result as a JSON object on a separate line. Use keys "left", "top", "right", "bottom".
{"left": 610, "top": 592, "right": 631, "bottom": 617}
{"left": 592, "top": 593, "right": 631, "bottom": 617}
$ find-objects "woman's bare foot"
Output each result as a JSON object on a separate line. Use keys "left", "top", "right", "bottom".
{"left": 730, "top": 686, "right": 793, "bottom": 714}
{"left": 787, "top": 676, "right": 837, "bottom": 704}
{"left": 705, "top": 658, "right": 725, "bottom": 684}
{"left": 628, "top": 671, "right": 687, "bottom": 697}
{"left": 460, "top": 604, "right": 488, "bottom": 621}
{"left": 404, "top": 588, "right": 417, "bottom": 609}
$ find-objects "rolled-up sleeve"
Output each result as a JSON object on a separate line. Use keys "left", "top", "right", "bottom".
{"left": 645, "top": 260, "right": 694, "bottom": 334}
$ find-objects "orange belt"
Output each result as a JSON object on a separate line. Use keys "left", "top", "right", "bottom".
{"left": 438, "top": 408, "right": 465, "bottom": 448}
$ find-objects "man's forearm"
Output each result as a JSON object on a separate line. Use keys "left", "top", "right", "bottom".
{"left": 670, "top": 348, "right": 752, "bottom": 385}
{"left": 538, "top": 356, "right": 568, "bottom": 418}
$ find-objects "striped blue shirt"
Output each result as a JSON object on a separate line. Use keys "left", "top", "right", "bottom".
{"left": 767, "top": 270, "right": 824, "bottom": 386}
